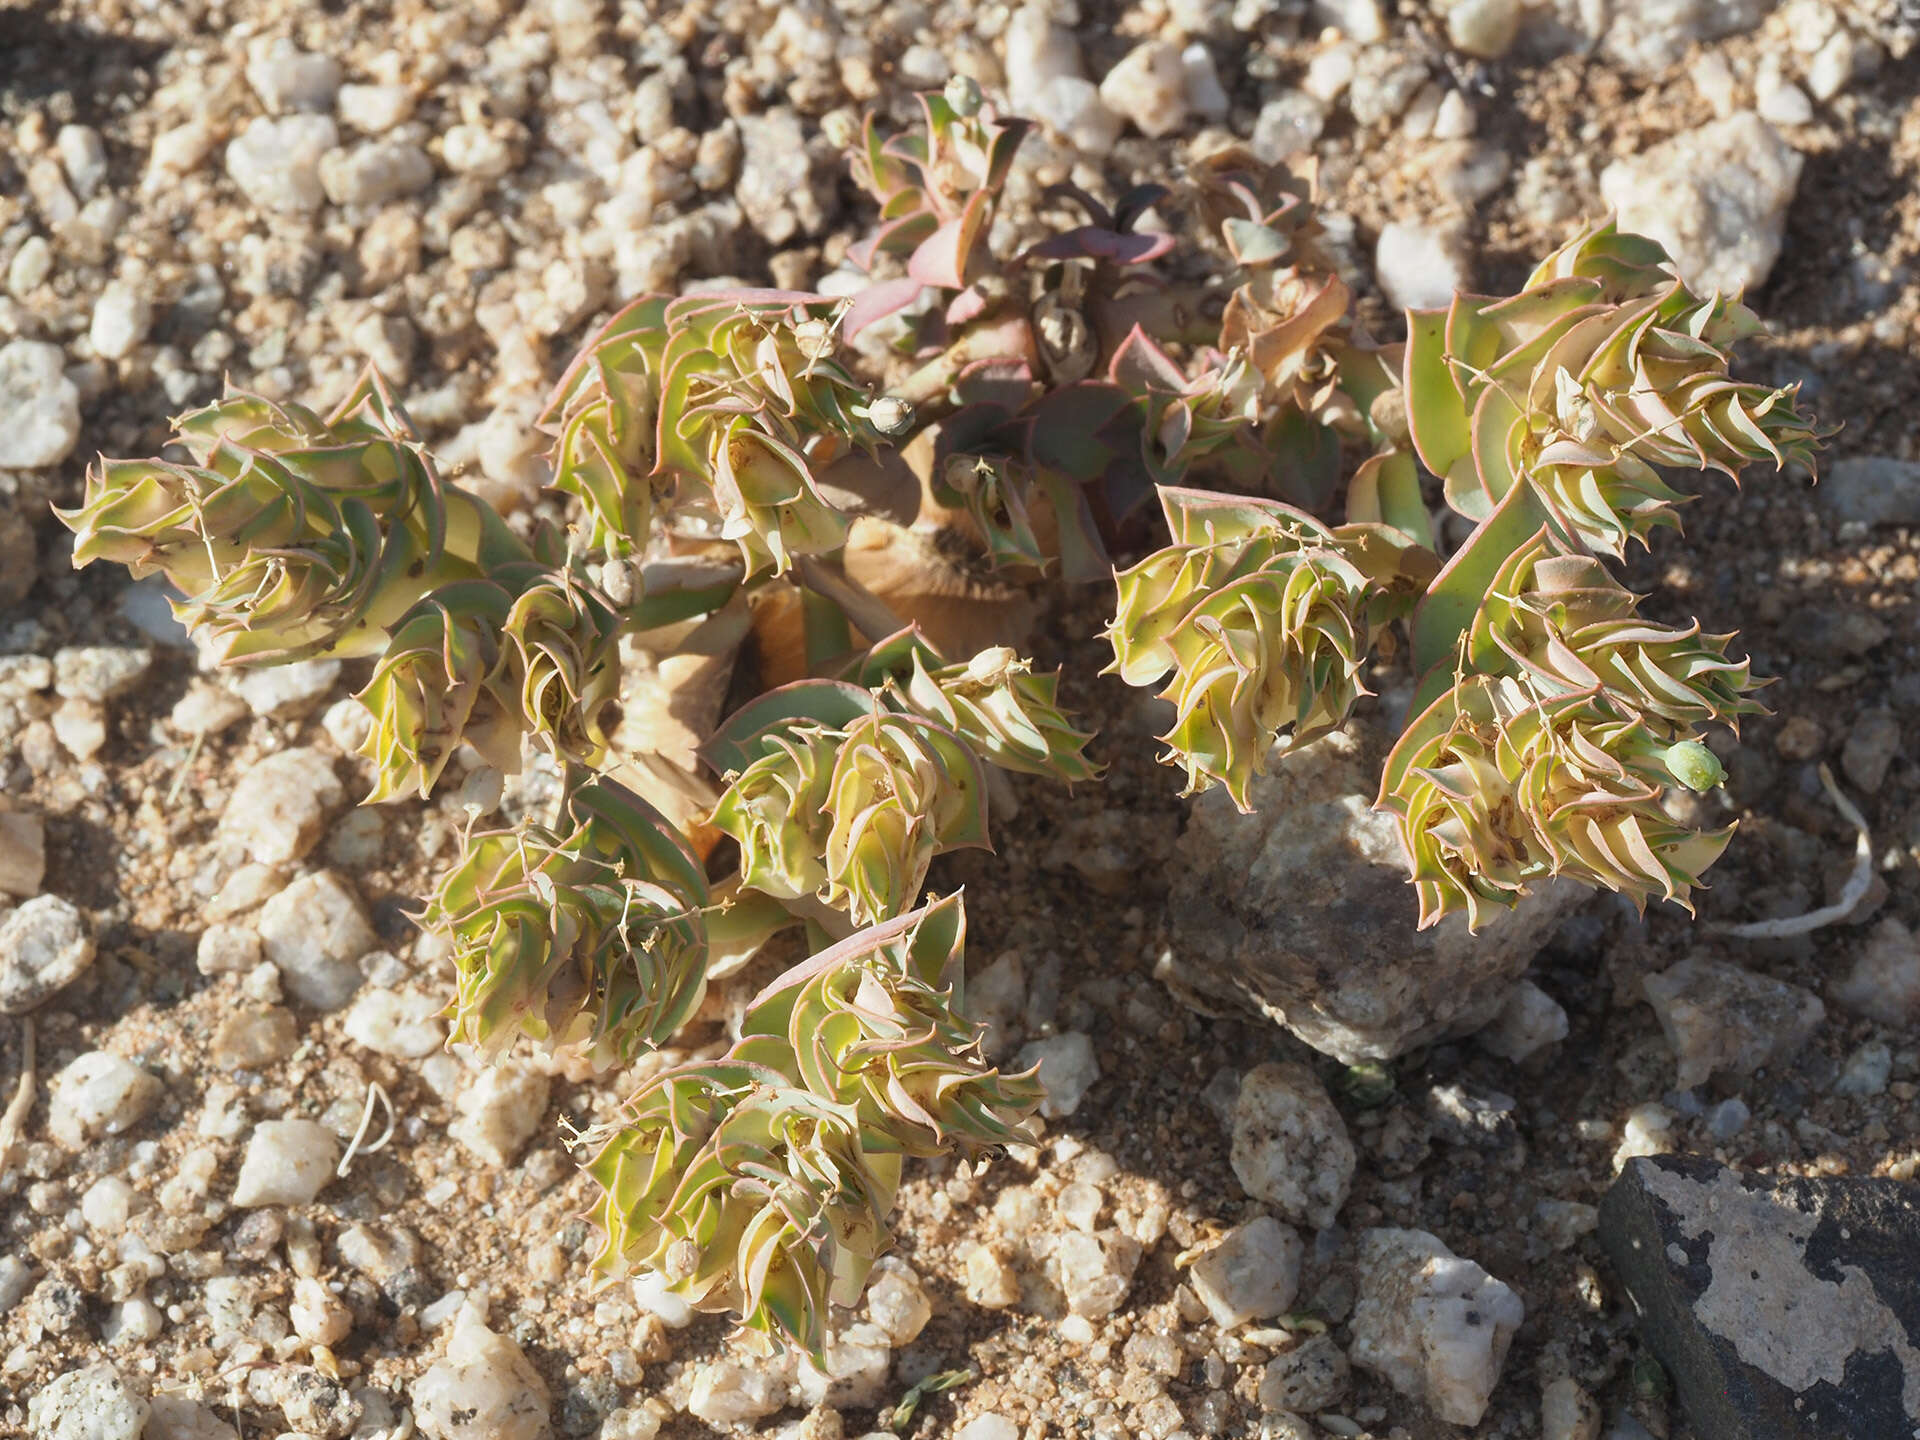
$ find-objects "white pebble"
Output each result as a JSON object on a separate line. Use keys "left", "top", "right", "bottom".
{"left": 1189, "top": 1214, "right": 1303, "bottom": 1328}
{"left": 449, "top": 1060, "right": 551, "bottom": 1167}
{"left": 220, "top": 747, "right": 346, "bottom": 867}
{"left": 412, "top": 1304, "right": 552, "bottom": 1440}
{"left": 0, "top": 894, "right": 95, "bottom": 1015}
{"left": 337, "top": 82, "right": 416, "bottom": 133}
{"left": 258, "top": 870, "right": 376, "bottom": 1011}
{"left": 1230, "top": 1061, "right": 1355, "bottom": 1230}
{"left": 865, "top": 1259, "right": 933, "bottom": 1345}
{"left": 1052, "top": 1228, "right": 1142, "bottom": 1318}
{"left": 319, "top": 140, "right": 434, "bottom": 207}
{"left": 49, "top": 1052, "right": 161, "bottom": 1149}
{"left": 232, "top": 1119, "right": 341, "bottom": 1207}
{"left": 81, "top": 1176, "right": 138, "bottom": 1235}
{"left": 1475, "top": 979, "right": 1568, "bottom": 1061}
{"left": 687, "top": 1358, "right": 790, "bottom": 1424}
{"left": 0, "top": 340, "right": 82, "bottom": 469}
{"left": 1029, "top": 76, "right": 1121, "bottom": 156}
{"left": 246, "top": 38, "right": 342, "bottom": 113}
{"left": 230, "top": 659, "right": 342, "bottom": 719}
{"left": 290, "top": 1276, "right": 353, "bottom": 1347}
{"left": 1014, "top": 1031, "right": 1099, "bottom": 1119}
{"left": 1446, "top": 0, "right": 1522, "bottom": 58}
{"left": 226, "top": 114, "right": 340, "bottom": 213}
{"left": 1374, "top": 221, "right": 1471, "bottom": 311}
{"left": 88, "top": 281, "right": 152, "bottom": 361}
{"left": 26, "top": 1362, "right": 149, "bottom": 1440}
{"left": 344, "top": 988, "right": 445, "bottom": 1058}
{"left": 1099, "top": 40, "right": 1189, "bottom": 139}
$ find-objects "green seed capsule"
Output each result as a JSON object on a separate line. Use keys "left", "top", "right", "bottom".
{"left": 1665, "top": 739, "right": 1726, "bottom": 793}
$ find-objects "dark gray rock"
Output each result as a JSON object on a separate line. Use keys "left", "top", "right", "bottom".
{"left": 1165, "top": 719, "right": 1587, "bottom": 1063}
{"left": 1600, "top": 1154, "right": 1920, "bottom": 1440}
{"left": 1820, "top": 456, "right": 1920, "bottom": 528}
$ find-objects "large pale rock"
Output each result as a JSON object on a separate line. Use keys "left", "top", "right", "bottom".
{"left": 0, "top": 894, "right": 93, "bottom": 1013}
{"left": 1350, "top": 1228, "right": 1524, "bottom": 1425}
{"left": 1166, "top": 723, "right": 1585, "bottom": 1062}
{"left": 1642, "top": 956, "right": 1825, "bottom": 1090}
{"left": 1231, "top": 1062, "right": 1355, "bottom": 1230}
{"left": 27, "top": 1362, "right": 149, "bottom": 1439}
{"left": 0, "top": 340, "right": 82, "bottom": 469}
{"left": 1600, "top": 0, "right": 1777, "bottom": 74}
{"left": 1599, "top": 112, "right": 1802, "bottom": 296}
{"left": 413, "top": 1305, "right": 553, "bottom": 1440}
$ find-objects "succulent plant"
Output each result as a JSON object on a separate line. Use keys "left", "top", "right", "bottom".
{"left": 53, "top": 87, "right": 1827, "bottom": 1355}
{"left": 580, "top": 895, "right": 1038, "bottom": 1356}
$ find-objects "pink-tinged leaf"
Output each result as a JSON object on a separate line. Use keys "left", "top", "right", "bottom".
{"left": 1022, "top": 227, "right": 1177, "bottom": 266}
{"left": 945, "top": 286, "right": 988, "bottom": 327}
{"left": 841, "top": 278, "right": 927, "bottom": 340}
{"left": 1347, "top": 449, "right": 1435, "bottom": 549}
{"left": 1108, "top": 325, "right": 1188, "bottom": 393}
{"left": 984, "top": 119, "right": 1032, "bottom": 190}
{"left": 1030, "top": 468, "right": 1110, "bottom": 583}
{"left": 1113, "top": 183, "right": 1170, "bottom": 233}
{"left": 1041, "top": 180, "right": 1113, "bottom": 229}
{"left": 1027, "top": 383, "right": 1128, "bottom": 479}
{"left": 1157, "top": 486, "right": 1323, "bottom": 544}
{"left": 1403, "top": 307, "right": 1469, "bottom": 479}
{"left": 1410, "top": 478, "right": 1553, "bottom": 682}
{"left": 908, "top": 191, "right": 990, "bottom": 289}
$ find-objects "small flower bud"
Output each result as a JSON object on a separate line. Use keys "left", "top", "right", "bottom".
{"left": 864, "top": 395, "right": 915, "bottom": 439}
{"left": 944, "top": 74, "right": 984, "bottom": 117}
{"left": 1665, "top": 739, "right": 1726, "bottom": 793}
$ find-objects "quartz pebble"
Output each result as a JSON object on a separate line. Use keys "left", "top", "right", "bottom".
{"left": 49, "top": 1051, "right": 162, "bottom": 1148}
{"left": 795, "top": 1321, "right": 893, "bottom": 1407}
{"left": 233, "top": 1119, "right": 341, "bottom": 1207}
{"left": 1189, "top": 1215, "right": 1303, "bottom": 1328}
{"left": 197, "top": 922, "right": 263, "bottom": 975}
{"left": 89, "top": 281, "right": 153, "bottom": 360}
{"left": 258, "top": 870, "right": 376, "bottom": 1010}
{"left": 964, "top": 1244, "right": 1022, "bottom": 1308}
{"left": 0, "top": 894, "right": 94, "bottom": 1013}
{"left": 27, "top": 1362, "right": 150, "bottom": 1440}
{"left": 1015, "top": 1031, "right": 1099, "bottom": 1118}
{"left": 1030, "top": 77, "right": 1121, "bottom": 156}
{"left": 1230, "top": 1062, "right": 1356, "bottom": 1230}
{"left": 413, "top": 1304, "right": 554, "bottom": 1440}
{"left": 865, "top": 1258, "right": 933, "bottom": 1345}
{"left": 1599, "top": 112, "right": 1802, "bottom": 296}
{"left": 245, "top": 38, "right": 342, "bottom": 113}
{"left": 171, "top": 681, "right": 251, "bottom": 737}
{"left": 1833, "top": 918, "right": 1920, "bottom": 1025}
{"left": 1542, "top": 1376, "right": 1602, "bottom": 1440}
{"left": 1476, "top": 979, "right": 1569, "bottom": 1061}
{"left": 231, "top": 659, "right": 343, "bottom": 719}
{"left": 0, "top": 341, "right": 83, "bottom": 468}
{"left": 1374, "top": 221, "right": 1470, "bottom": 311}
{"left": 449, "top": 1060, "right": 551, "bottom": 1167}
{"left": 345, "top": 987, "right": 446, "bottom": 1058}
{"left": 338, "top": 82, "right": 415, "bottom": 132}
{"left": 955, "top": 1420, "right": 1019, "bottom": 1440}
{"left": 145, "top": 1396, "right": 241, "bottom": 1440}
{"left": 319, "top": 140, "right": 435, "bottom": 208}
{"left": 1350, "top": 1228, "right": 1523, "bottom": 1426}
{"left": 1446, "top": 0, "right": 1521, "bottom": 57}
{"left": 1642, "top": 956, "right": 1826, "bottom": 1089}
{"left": 1251, "top": 94, "right": 1327, "bottom": 163}
{"left": 1052, "top": 1228, "right": 1142, "bottom": 1317}
{"left": 211, "top": 1004, "right": 299, "bottom": 1069}
{"left": 226, "top": 115, "right": 341, "bottom": 213}
{"left": 687, "top": 1358, "right": 790, "bottom": 1424}
{"left": 220, "top": 747, "right": 346, "bottom": 865}
{"left": 1099, "top": 41, "right": 1188, "bottom": 138}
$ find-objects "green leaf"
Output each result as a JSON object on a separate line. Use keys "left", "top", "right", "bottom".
{"left": 1410, "top": 478, "right": 1554, "bottom": 683}
{"left": 701, "top": 680, "right": 876, "bottom": 776}
{"left": 1345, "top": 450, "right": 1434, "bottom": 549}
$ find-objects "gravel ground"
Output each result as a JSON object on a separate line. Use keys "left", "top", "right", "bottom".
{"left": 1, "top": 0, "right": 1919, "bottom": 1437}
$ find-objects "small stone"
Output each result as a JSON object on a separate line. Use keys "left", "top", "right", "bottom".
{"left": 0, "top": 1254, "right": 32, "bottom": 1312}
{"left": 1818, "top": 457, "right": 1920, "bottom": 528}
{"left": 230, "top": 659, "right": 343, "bottom": 719}
{"left": 1230, "top": 1062, "right": 1356, "bottom": 1230}
{"left": 966, "top": 950, "right": 1025, "bottom": 1061}
{"left": 1258, "top": 1333, "right": 1350, "bottom": 1412}
{"left": 1833, "top": 918, "right": 1920, "bottom": 1025}
{"left": 955, "top": 1420, "right": 1019, "bottom": 1440}
{"left": 1181, "top": 43, "right": 1231, "bottom": 121}
{"left": 211, "top": 1004, "right": 299, "bottom": 1069}
{"left": 1003, "top": 6, "right": 1083, "bottom": 95}
{"left": 413, "top": 1304, "right": 554, "bottom": 1440}
{"left": 344, "top": 987, "right": 445, "bottom": 1058}
{"left": 171, "top": 681, "right": 250, "bottom": 737}
{"left": 449, "top": 1060, "right": 550, "bottom": 1167}
{"left": 1542, "top": 1376, "right": 1602, "bottom": 1440}
{"left": 208, "top": 863, "right": 287, "bottom": 920}
{"left": 1446, "top": 0, "right": 1521, "bottom": 55}
{"left": 89, "top": 282, "right": 153, "bottom": 361}
{"left": 233, "top": 1119, "right": 340, "bottom": 1207}
{"left": 1250, "top": 93, "right": 1326, "bottom": 164}
{"left": 8, "top": 235, "right": 53, "bottom": 295}
{"left": 1099, "top": 41, "right": 1188, "bottom": 138}
{"left": 1706, "top": 1097, "right": 1751, "bottom": 1141}
{"left": 27, "top": 1361, "right": 150, "bottom": 1440}
{"left": 1756, "top": 73, "right": 1815, "bottom": 126}
{"left": 49, "top": 1051, "right": 162, "bottom": 1148}
{"left": 1614, "top": 1102, "right": 1678, "bottom": 1172}
{"left": 795, "top": 1321, "right": 893, "bottom": 1408}
{"left": 1534, "top": 1198, "right": 1600, "bottom": 1250}
{"left": 1432, "top": 90, "right": 1477, "bottom": 139}
{"left": 0, "top": 340, "right": 83, "bottom": 468}
{"left": 1015, "top": 1032, "right": 1099, "bottom": 1118}
{"left": 290, "top": 1276, "right": 354, "bottom": 1347}
{"left": 51, "top": 697, "right": 107, "bottom": 760}
{"left": 1476, "top": 979, "right": 1569, "bottom": 1061}
{"left": 319, "top": 141, "right": 434, "bottom": 208}
{"left": 258, "top": 870, "right": 376, "bottom": 1011}
{"left": 1835, "top": 1039, "right": 1891, "bottom": 1097}
{"left": 1189, "top": 1215, "right": 1303, "bottom": 1328}
{"left": 271, "top": 1367, "right": 362, "bottom": 1438}
{"left": 442, "top": 123, "right": 517, "bottom": 180}
{"left": 687, "top": 1359, "right": 789, "bottom": 1424}
{"left": 337, "top": 82, "right": 415, "bottom": 133}
{"left": 1642, "top": 957, "right": 1826, "bottom": 1090}
{"left": 1840, "top": 709, "right": 1902, "bottom": 792}
{"left": 964, "top": 1244, "right": 1021, "bottom": 1308}
{"left": 1350, "top": 1228, "right": 1524, "bottom": 1426}
{"left": 147, "top": 121, "right": 217, "bottom": 178}
{"left": 1599, "top": 112, "right": 1802, "bottom": 296}
{"left": 81, "top": 1175, "right": 138, "bottom": 1234}
{"left": 197, "top": 922, "right": 263, "bottom": 975}
{"left": 246, "top": 38, "right": 342, "bottom": 113}
{"left": 226, "top": 114, "right": 340, "bottom": 212}
{"left": 865, "top": 1259, "right": 932, "bottom": 1345}
{"left": 1053, "top": 1228, "right": 1143, "bottom": 1318}
{"left": 0, "top": 894, "right": 93, "bottom": 1012}
{"left": 1029, "top": 76, "right": 1121, "bottom": 156}
{"left": 220, "top": 747, "right": 346, "bottom": 865}
{"left": 1313, "top": 0, "right": 1385, "bottom": 40}
{"left": 1375, "top": 221, "right": 1470, "bottom": 311}
{"left": 145, "top": 1396, "right": 240, "bottom": 1440}
{"left": 1348, "top": 49, "right": 1431, "bottom": 126}
{"left": 1600, "top": 1155, "right": 1920, "bottom": 1440}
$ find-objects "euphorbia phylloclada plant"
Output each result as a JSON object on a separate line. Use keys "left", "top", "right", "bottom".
{"left": 56, "top": 77, "right": 1825, "bottom": 1355}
